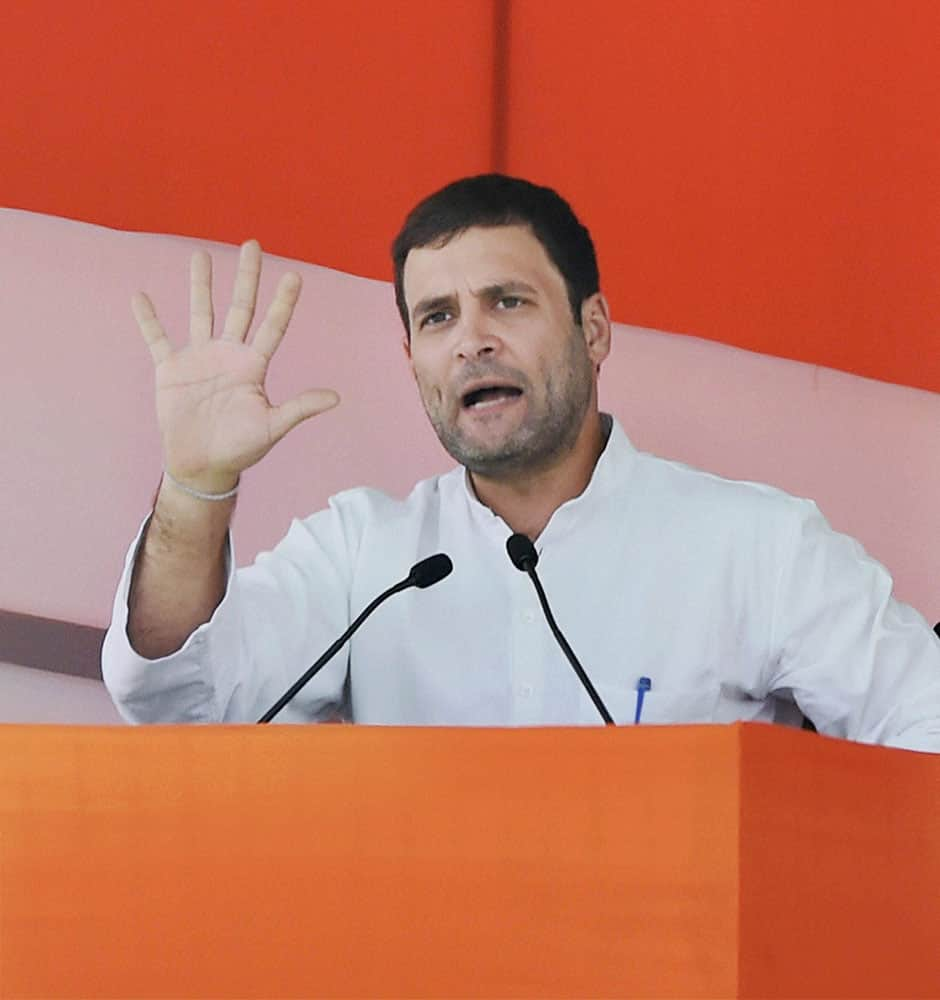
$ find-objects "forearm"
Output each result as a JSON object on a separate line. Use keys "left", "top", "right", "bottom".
{"left": 126, "top": 476, "right": 236, "bottom": 659}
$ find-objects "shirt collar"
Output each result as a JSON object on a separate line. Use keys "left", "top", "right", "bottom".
{"left": 454, "top": 413, "right": 638, "bottom": 536}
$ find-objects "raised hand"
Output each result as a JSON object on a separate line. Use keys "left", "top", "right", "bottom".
{"left": 132, "top": 240, "right": 339, "bottom": 494}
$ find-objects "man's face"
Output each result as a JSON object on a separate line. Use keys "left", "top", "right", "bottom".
{"left": 402, "top": 225, "right": 609, "bottom": 479}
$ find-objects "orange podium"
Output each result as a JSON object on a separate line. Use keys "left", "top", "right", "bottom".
{"left": 1, "top": 723, "right": 938, "bottom": 998}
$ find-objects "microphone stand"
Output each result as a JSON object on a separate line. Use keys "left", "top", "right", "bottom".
{"left": 507, "top": 534, "right": 615, "bottom": 725}
{"left": 258, "top": 554, "right": 452, "bottom": 723}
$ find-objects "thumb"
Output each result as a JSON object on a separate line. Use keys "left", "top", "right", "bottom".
{"left": 269, "top": 389, "right": 341, "bottom": 444}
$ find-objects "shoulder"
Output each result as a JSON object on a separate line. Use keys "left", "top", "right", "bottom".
{"left": 635, "top": 447, "right": 810, "bottom": 509}
{"left": 321, "top": 466, "right": 463, "bottom": 524}
{"left": 624, "top": 447, "right": 822, "bottom": 548}
{"left": 246, "top": 467, "right": 462, "bottom": 582}
{"left": 277, "top": 468, "right": 463, "bottom": 555}
{"left": 604, "top": 417, "right": 813, "bottom": 524}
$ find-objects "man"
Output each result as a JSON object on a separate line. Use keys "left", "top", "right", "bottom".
{"left": 103, "top": 174, "right": 940, "bottom": 749}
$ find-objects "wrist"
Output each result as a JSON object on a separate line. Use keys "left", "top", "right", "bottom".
{"left": 150, "top": 476, "right": 236, "bottom": 555}
{"left": 163, "top": 469, "right": 240, "bottom": 501}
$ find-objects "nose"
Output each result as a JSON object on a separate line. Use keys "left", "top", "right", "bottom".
{"left": 453, "top": 308, "right": 499, "bottom": 360}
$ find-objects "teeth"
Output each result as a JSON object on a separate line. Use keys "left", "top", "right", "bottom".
{"left": 472, "top": 395, "right": 510, "bottom": 409}
{"left": 464, "top": 386, "right": 521, "bottom": 408}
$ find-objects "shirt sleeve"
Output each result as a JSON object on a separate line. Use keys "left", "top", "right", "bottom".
{"left": 102, "top": 504, "right": 358, "bottom": 725}
{"left": 766, "top": 499, "right": 940, "bottom": 752}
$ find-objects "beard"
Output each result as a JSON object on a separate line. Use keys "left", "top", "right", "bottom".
{"left": 418, "top": 330, "right": 596, "bottom": 479}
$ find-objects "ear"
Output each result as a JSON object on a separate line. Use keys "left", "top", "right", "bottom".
{"left": 579, "top": 293, "right": 612, "bottom": 370}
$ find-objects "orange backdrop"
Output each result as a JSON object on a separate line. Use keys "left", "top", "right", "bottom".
{"left": 505, "top": 0, "right": 940, "bottom": 393}
{"left": 1, "top": 0, "right": 496, "bottom": 276}
{"left": 3, "top": 0, "right": 938, "bottom": 392}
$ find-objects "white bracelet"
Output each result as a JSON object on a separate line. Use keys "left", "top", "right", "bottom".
{"left": 164, "top": 471, "right": 240, "bottom": 501}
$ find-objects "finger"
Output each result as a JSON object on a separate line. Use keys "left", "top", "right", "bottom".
{"left": 251, "top": 271, "right": 302, "bottom": 361}
{"left": 222, "top": 239, "right": 262, "bottom": 342}
{"left": 268, "top": 389, "right": 340, "bottom": 445}
{"left": 131, "top": 291, "right": 173, "bottom": 365}
{"left": 190, "top": 250, "right": 213, "bottom": 343}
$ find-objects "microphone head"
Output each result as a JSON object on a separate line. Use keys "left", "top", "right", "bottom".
{"left": 506, "top": 533, "right": 538, "bottom": 572}
{"left": 408, "top": 553, "right": 453, "bottom": 589}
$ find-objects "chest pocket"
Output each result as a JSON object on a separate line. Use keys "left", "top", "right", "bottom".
{"left": 582, "top": 681, "right": 721, "bottom": 727}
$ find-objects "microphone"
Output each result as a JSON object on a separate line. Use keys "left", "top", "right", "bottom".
{"left": 506, "top": 533, "right": 614, "bottom": 725}
{"left": 407, "top": 553, "right": 453, "bottom": 589}
{"left": 257, "top": 553, "right": 453, "bottom": 723}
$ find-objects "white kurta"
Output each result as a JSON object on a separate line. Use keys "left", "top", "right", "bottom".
{"left": 102, "top": 419, "right": 940, "bottom": 751}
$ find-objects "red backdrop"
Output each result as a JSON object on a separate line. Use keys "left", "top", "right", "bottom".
{"left": 505, "top": 0, "right": 940, "bottom": 393}
{"left": 1, "top": 0, "right": 496, "bottom": 276}
{"left": 3, "top": 0, "right": 938, "bottom": 392}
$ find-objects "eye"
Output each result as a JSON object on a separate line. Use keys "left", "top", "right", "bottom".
{"left": 420, "top": 309, "right": 453, "bottom": 329}
{"left": 496, "top": 295, "right": 525, "bottom": 310}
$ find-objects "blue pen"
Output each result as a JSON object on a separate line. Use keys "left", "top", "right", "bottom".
{"left": 634, "top": 676, "right": 652, "bottom": 724}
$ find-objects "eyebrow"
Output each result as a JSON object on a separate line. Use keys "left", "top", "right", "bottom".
{"left": 411, "top": 281, "right": 539, "bottom": 324}
{"left": 411, "top": 294, "right": 455, "bottom": 325}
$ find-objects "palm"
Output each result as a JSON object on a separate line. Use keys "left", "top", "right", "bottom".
{"left": 133, "top": 241, "right": 338, "bottom": 491}
{"left": 156, "top": 339, "right": 275, "bottom": 479}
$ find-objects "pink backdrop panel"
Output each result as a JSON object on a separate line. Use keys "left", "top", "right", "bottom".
{"left": 1, "top": 209, "right": 443, "bottom": 626}
{"left": 2, "top": 209, "right": 937, "bottom": 629}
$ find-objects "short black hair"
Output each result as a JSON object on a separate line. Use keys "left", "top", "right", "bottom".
{"left": 391, "top": 174, "right": 599, "bottom": 336}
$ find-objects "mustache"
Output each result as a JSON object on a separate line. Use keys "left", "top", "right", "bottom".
{"left": 452, "top": 362, "right": 530, "bottom": 395}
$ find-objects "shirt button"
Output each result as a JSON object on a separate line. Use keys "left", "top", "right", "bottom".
{"left": 520, "top": 684, "right": 534, "bottom": 697}
{"left": 521, "top": 610, "right": 536, "bottom": 624}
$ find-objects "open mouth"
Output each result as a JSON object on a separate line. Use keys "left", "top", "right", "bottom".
{"left": 461, "top": 385, "right": 524, "bottom": 409}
